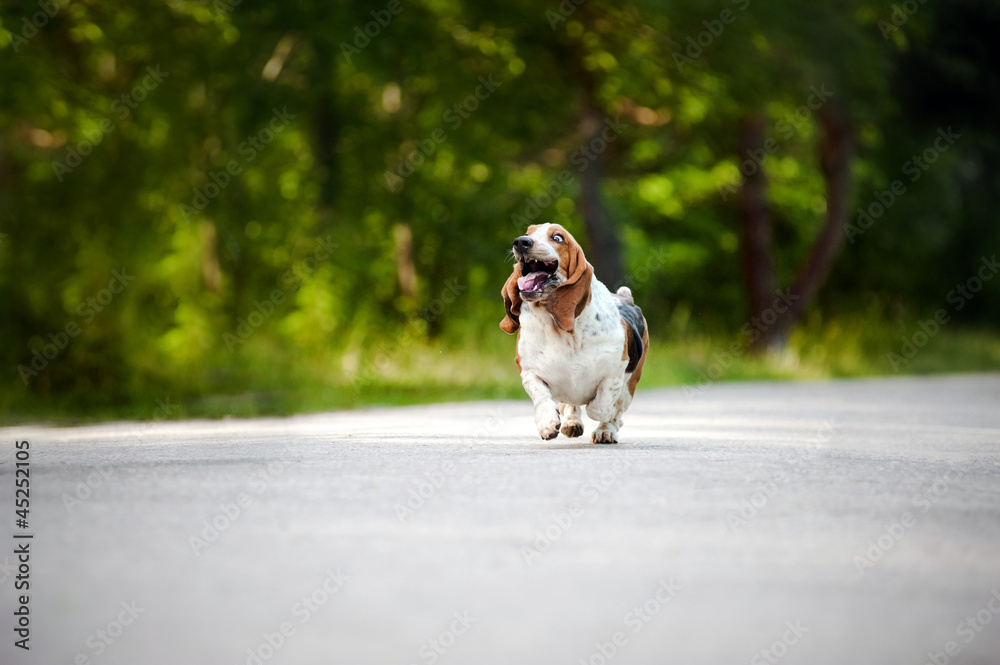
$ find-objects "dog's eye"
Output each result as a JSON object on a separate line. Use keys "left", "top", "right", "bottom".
{"left": 552, "top": 234, "right": 564, "bottom": 243}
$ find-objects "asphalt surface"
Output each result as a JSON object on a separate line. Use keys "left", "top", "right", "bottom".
{"left": 1, "top": 374, "right": 999, "bottom": 665}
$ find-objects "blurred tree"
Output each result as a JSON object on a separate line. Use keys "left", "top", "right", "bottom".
{"left": 0, "top": 0, "right": 996, "bottom": 415}
{"left": 740, "top": 101, "right": 853, "bottom": 352}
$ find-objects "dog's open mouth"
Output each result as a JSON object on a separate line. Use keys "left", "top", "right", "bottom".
{"left": 517, "top": 260, "right": 558, "bottom": 294}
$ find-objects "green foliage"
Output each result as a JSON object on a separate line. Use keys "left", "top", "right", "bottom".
{"left": 0, "top": 0, "right": 997, "bottom": 421}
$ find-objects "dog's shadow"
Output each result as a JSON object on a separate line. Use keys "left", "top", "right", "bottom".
{"left": 540, "top": 441, "right": 631, "bottom": 450}
{"left": 538, "top": 437, "right": 668, "bottom": 451}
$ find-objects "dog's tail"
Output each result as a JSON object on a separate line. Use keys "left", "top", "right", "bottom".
{"left": 616, "top": 286, "right": 634, "bottom": 304}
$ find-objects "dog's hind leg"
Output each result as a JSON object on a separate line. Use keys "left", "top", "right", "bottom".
{"left": 559, "top": 403, "right": 584, "bottom": 438}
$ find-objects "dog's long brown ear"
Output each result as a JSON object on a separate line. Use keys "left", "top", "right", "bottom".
{"left": 546, "top": 238, "right": 593, "bottom": 333}
{"left": 500, "top": 265, "right": 523, "bottom": 334}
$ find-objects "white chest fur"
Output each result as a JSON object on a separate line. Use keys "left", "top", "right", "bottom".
{"left": 516, "top": 277, "right": 627, "bottom": 406}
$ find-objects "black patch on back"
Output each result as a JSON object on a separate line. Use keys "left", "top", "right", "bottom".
{"left": 613, "top": 295, "right": 646, "bottom": 373}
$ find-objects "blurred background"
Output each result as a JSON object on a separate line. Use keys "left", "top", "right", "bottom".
{"left": 1, "top": 0, "right": 998, "bottom": 423}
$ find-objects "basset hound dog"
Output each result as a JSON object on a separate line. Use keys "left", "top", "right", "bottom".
{"left": 500, "top": 223, "right": 649, "bottom": 443}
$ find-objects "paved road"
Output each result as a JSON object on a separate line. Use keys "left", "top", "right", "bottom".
{"left": 1, "top": 375, "right": 999, "bottom": 665}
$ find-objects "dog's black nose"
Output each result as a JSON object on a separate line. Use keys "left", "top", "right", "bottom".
{"left": 513, "top": 236, "right": 533, "bottom": 253}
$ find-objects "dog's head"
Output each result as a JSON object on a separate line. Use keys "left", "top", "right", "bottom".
{"left": 500, "top": 223, "right": 593, "bottom": 334}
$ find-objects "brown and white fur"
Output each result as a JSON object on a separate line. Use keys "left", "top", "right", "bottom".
{"left": 500, "top": 223, "right": 649, "bottom": 443}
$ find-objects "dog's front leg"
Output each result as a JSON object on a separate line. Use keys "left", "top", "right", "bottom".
{"left": 586, "top": 375, "right": 625, "bottom": 424}
{"left": 521, "top": 371, "right": 561, "bottom": 440}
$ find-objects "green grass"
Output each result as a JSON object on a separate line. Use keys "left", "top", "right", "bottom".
{"left": 3, "top": 314, "right": 999, "bottom": 426}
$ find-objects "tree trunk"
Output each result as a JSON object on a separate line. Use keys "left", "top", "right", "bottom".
{"left": 742, "top": 102, "right": 854, "bottom": 353}
{"left": 738, "top": 114, "right": 779, "bottom": 341}
{"left": 393, "top": 223, "right": 417, "bottom": 300}
{"left": 312, "top": 40, "right": 339, "bottom": 230}
{"left": 578, "top": 106, "right": 625, "bottom": 289}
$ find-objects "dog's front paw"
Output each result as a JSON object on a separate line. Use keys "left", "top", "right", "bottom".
{"left": 538, "top": 418, "right": 561, "bottom": 440}
{"left": 591, "top": 424, "right": 619, "bottom": 444}
{"left": 534, "top": 402, "right": 561, "bottom": 440}
{"left": 560, "top": 421, "right": 584, "bottom": 438}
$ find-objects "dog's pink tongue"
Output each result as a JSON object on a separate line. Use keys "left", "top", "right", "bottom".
{"left": 518, "top": 272, "right": 546, "bottom": 291}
